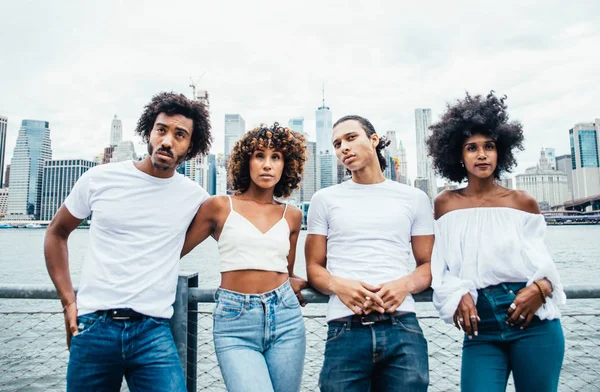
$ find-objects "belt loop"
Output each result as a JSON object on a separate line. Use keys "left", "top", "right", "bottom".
{"left": 245, "top": 295, "right": 250, "bottom": 310}
{"left": 500, "top": 283, "right": 510, "bottom": 293}
{"left": 390, "top": 313, "right": 398, "bottom": 326}
{"left": 99, "top": 310, "right": 107, "bottom": 322}
{"left": 345, "top": 316, "right": 352, "bottom": 331}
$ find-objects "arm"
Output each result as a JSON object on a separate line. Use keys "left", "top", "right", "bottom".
{"left": 44, "top": 205, "right": 83, "bottom": 349}
{"left": 306, "top": 234, "right": 383, "bottom": 314}
{"left": 286, "top": 207, "right": 308, "bottom": 306}
{"left": 180, "top": 197, "right": 222, "bottom": 258}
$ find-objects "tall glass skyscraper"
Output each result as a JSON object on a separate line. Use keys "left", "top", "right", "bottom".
{"left": 0, "top": 116, "right": 7, "bottom": 188}
{"left": 569, "top": 120, "right": 600, "bottom": 199}
{"left": 224, "top": 114, "right": 246, "bottom": 157}
{"left": 316, "top": 91, "right": 335, "bottom": 190}
{"left": 415, "top": 108, "right": 437, "bottom": 200}
{"left": 288, "top": 117, "right": 304, "bottom": 134}
{"left": 40, "top": 159, "right": 96, "bottom": 220}
{"left": 7, "top": 120, "right": 52, "bottom": 219}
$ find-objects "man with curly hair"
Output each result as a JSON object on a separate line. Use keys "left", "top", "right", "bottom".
{"left": 44, "top": 92, "right": 212, "bottom": 391}
{"left": 306, "top": 115, "right": 433, "bottom": 392}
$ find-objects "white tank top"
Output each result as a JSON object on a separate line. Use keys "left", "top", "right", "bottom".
{"left": 218, "top": 196, "right": 290, "bottom": 273}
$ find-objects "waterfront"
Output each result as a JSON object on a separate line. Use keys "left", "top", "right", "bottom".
{"left": 1, "top": 226, "right": 599, "bottom": 391}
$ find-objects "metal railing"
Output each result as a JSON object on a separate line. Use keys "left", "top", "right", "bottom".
{"left": 1, "top": 276, "right": 599, "bottom": 391}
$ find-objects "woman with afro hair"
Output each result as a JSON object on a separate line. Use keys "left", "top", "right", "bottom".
{"left": 427, "top": 92, "right": 566, "bottom": 391}
{"left": 181, "top": 123, "right": 308, "bottom": 392}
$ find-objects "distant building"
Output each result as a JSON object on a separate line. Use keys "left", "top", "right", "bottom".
{"left": 569, "top": 120, "right": 600, "bottom": 199}
{"left": 40, "top": 159, "right": 97, "bottom": 220}
{"left": 110, "top": 140, "right": 136, "bottom": 163}
{"left": 555, "top": 154, "right": 573, "bottom": 201}
{"left": 415, "top": 109, "right": 437, "bottom": 199}
{"left": 0, "top": 116, "right": 7, "bottom": 188}
{"left": 0, "top": 188, "right": 8, "bottom": 217}
{"left": 398, "top": 140, "right": 408, "bottom": 184}
{"left": 110, "top": 115, "right": 123, "bottom": 147}
{"left": 3, "top": 164, "right": 9, "bottom": 188}
{"left": 319, "top": 152, "right": 335, "bottom": 190}
{"left": 414, "top": 177, "right": 430, "bottom": 198}
{"left": 288, "top": 117, "right": 304, "bottom": 134}
{"left": 224, "top": 114, "right": 246, "bottom": 157}
{"left": 299, "top": 140, "right": 318, "bottom": 203}
{"left": 6, "top": 120, "right": 52, "bottom": 219}
{"left": 500, "top": 176, "right": 513, "bottom": 189}
{"left": 515, "top": 149, "right": 569, "bottom": 208}
{"left": 207, "top": 154, "right": 217, "bottom": 196}
{"left": 544, "top": 147, "right": 556, "bottom": 170}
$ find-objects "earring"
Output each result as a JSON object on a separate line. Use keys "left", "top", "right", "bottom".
{"left": 461, "top": 162, "right": 465, "bottom": 167}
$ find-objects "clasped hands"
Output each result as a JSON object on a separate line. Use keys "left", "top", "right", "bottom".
{"left": 332, "top": 276, "right": 413, "bottom": 315}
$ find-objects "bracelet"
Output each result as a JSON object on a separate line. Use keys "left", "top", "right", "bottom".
{"left": 533, "top": 281, "right": 547, "bottom": 304}
{"left": 62, "top": 299, "right": 76, "bottom": 312}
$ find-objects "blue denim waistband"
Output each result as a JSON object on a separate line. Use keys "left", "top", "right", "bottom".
{"left": 215, "top": 280, "right": 292, "bottom": 305}
{"left": 478, "top": 282, "right": 527, "bottom": 296}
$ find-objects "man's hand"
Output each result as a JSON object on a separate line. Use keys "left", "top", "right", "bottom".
{"left": 289, "top": 276, "right": 309, "bottom": 307}
{"left": 331, "top": 277, "right": 383, "bottom": 315}
{"left": 376, "top": 277, "right": 414, "bottom": 313}
{"left": 63, "top": 302, "right": 78, "bottom": 350}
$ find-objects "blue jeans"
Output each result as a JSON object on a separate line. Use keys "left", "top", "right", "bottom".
{"left": 319, "top": 312, "right": 429, "bottom": 392}
{"left": 213, "top": 280, "right": 306, "bottom": 392}
{"left": 67, "top": 312, "right": 186, "bottom": 392}
{"left": 461, "top": 283, "right": 564, "bottom": 392}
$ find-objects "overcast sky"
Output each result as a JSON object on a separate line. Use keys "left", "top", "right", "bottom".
{"left": 1, "top": 1, "right": 598, "bottom": 181}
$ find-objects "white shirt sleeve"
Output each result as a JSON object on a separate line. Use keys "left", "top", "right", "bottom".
{"left": 431, "top": 222, "right": 477, "bottom": 324}
{"left": 307, "top": 192, "right": 328, "bottom": 236}
{"left": 411, "top": 190, "right": 434, "bottom": 236}
{"left": 63, "top": 170, "right": 94, "bottom": 219}
{"left": 521, "top": 214, "right": 566, "bottom": 319}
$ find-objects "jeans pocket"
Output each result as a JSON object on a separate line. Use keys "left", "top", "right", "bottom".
{"left": 280, "top": 290, "right": 301, "bottom": 309}
{"left": 326, "top": 324, "right": 347, "bottom": 343}
{"left": 214, "top": 299, "right": 244, "bottom": 321}
{"left": 75, "top": 313, "right": 101, "bottom": 336}
{"left": 395, "top": 316, "right": 425, "bottom": 336}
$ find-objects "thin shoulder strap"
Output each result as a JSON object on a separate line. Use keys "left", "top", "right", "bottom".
{"left": 226, "top": 195, "right": 234, "bottom": 212}
{"left": 282, "top": 202, "right": 289, "bottom": 218}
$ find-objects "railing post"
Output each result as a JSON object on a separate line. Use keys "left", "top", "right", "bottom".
{"left": 171, "top": 273, "right": 198, "bottom": 392}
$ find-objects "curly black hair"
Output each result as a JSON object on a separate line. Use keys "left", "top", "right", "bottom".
{"left": 427, "top": 91, "right": 524, "bottom": 183}
{"left": 333, "top": 115, "right": 391, "bottom": 172}
{"left": 134, "top": 92, "right": 212, "bottom": 160}
{"left": 228, "top": 123, "right": 307, "bottom": 198}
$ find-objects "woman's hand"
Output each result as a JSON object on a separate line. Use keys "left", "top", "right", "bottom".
{"left": 453, "top": 293, "right": 479, "bottom": 339}
{"left": 289, "top": 276, "right": 309, "bottom": 307}
{"left": 506, "top": 280, "right": 550, "bottom": 329}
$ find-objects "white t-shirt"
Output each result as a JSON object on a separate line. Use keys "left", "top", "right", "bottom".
{"left": 307, "top": 179, "right": 434, "bottom": 321}
{"left": 64, "top": 160, "right": 209, "bottom": 318}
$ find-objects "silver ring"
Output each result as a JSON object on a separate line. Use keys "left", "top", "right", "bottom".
{"left": 470, "top": 315, "right": 477, "bottom": 319}
{"left": 509, "top": 303, "right": 517, "bottom": 310}
{"left": 458, "top": 317, "right": 464, "bottom": 323}
{"left": 519, "top": 315, "right": 525, "bottom": 320}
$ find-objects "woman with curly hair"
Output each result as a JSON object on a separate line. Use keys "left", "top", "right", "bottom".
{"left": 181, "top": 123, "right": 308, "bottom": 392}
{"left": 427, "top": 91, "right": 566, "bottom": 391}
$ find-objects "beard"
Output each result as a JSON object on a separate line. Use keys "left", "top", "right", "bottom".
{"left": 147, "top": 144, "right": 186, "bottom": 171}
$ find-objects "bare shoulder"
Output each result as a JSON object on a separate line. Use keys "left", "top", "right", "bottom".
{"left": 434, "top": 189, "right": 461, "bottom": 220}
{"left": 201, "top": 195, "right": 230, "bottom": 213}
{"left": 509, "top": 189, "right": 541, "bottom": 214}
{"left": 284, "top": 203, "right": 302, "bottom": 219}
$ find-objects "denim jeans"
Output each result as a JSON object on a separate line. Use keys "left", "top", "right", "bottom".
{"left": 213, "top": 280, "right": 306, "bottom": 392}
{"left": 67, "top": 312, "right": 186, "bottom": 392}
{"left": 319, "top": 312, "right": 429, "bottom": 392}
{"left": 461, "top": 282, "right": 564, "bottom": 392}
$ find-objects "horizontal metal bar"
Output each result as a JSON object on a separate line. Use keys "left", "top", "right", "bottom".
{"left": 1, "top": 284, "right": 599, "bottom": 301}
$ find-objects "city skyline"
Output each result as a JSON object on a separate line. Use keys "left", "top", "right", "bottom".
{"left": 1, "top": 2, "right": 598, "bottom": 182}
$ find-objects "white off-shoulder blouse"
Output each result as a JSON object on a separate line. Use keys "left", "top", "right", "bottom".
{"left": 431, "top": 207, "right": 566, "bottom": 324}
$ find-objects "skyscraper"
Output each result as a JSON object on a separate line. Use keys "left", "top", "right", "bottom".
{"left": 110, "top": 140, "right": 137, "bottom": 163}
{"left": 299, "top": 140, "right": 318, "bottom": 203}
{"left": 316, "top": 89, "right": 335, "bottom": 189}
{"left": 555, "top": 154, "right": 573, "bottom": 200}
{"left": 7, "top": 120, "right": 52, "bottom": 219}
{"left": 544, "top": 147, "right": 556, "bottom": 170}
{"left": 224, "top": 114, "right": 246, "bottom": 157}
{"left": 288, "top": 117, "right": 304, "bottom": 134}
{"left": 569, "top": 120, "right": 600, "bottom": 199}
{"left": 110, "top": 115, "right": 123, "bottom": 147}
{"left": 415, "top": 109, "right": 437, "bottom": 199}
{"left": 384, "top": 131, "right": 399, "bottom": 181}
{"left": 398, "top": 140, "right": 408, "bottom": 184}
{"left": 0, "top": 116, "right": 7, "bottom": 188}
{"left": 40, "top": 159, "right": 97, "bottom": 220}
